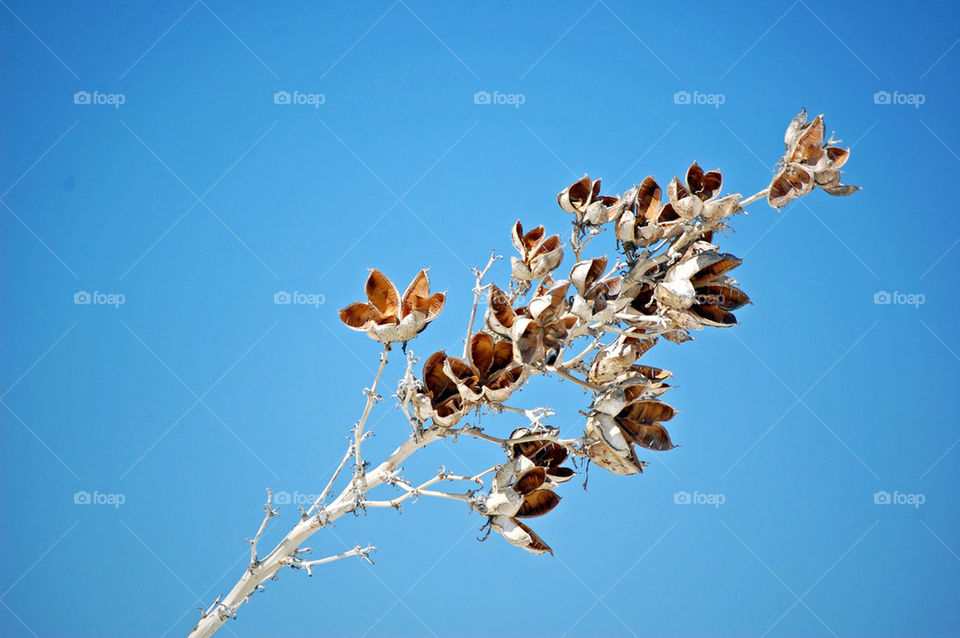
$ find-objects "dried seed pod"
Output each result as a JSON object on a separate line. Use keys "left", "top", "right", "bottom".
{"left": 768, "top": 109, "right": 859, "bottom": 208}
{"left": 339, "top": 269, "right": 445, "bottom": 343}
{"left": 584, "top": 412, "right": 647, "bottom": 475}
{"left": 510, "top": 221, "right": 564, "bottom": 281}
{"left": 490, "top": 515, "right": 553, "bottom": 555}
{"left": 412, "top": 351, "right": 469, "bottom": 427}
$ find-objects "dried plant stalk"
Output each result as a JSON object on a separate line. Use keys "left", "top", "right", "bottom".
{"left": 187, "top": 110, "right": 858, "bottom": 638}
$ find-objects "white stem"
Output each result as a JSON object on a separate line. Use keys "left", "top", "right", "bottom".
{"left": 187, "top": 427, "right": 445, "bottom": 638}
{"left": 307, "top": 444, "right": 354, "bottom": 516}
{"left": 464, "top": 251, "right": 499, "bottom": 357}
{"left": 247, "top": 489, "right": 277, "bottom": 565}
{"left": 284, "top": 544, "right": 376, "bottom": 576}
{"left": 354, "top": 346, "right": 390, "bottom": 481}
{"left": 740, "top": 187, "right": 769, "bottom": 207}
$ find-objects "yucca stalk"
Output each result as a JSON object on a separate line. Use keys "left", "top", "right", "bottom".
{"left": 187, "top": 109, "right": 858, "bottom": 638}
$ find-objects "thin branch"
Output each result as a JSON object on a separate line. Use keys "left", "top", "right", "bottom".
{"left": 558, "top": 335, "right": 603, "bottom": 368}
{"left": 354, "top": 345, "right": 391, "bottom": 482}
{"left": 246, "top": 489, "right": 278, "bottom": 566}
{"left": 464, "top": 251, "right": 500, "bottom": 357}
{"left": 307, "top": 443, "right": 355, "bottom": 516}
{"left": 284, "top": 544, "right": 377, "bottom": 576}
{"left": 458, "top": 425, "right": 583, "bottom": 456}
{"left": 550, "top": 366, "right": 603, "bottom": 392}
{"left": 363, "top": 467, "right": 492, "bottom": 509}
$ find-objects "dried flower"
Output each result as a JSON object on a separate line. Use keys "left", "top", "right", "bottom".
{"left": 339, "top": 269, "right": 445, "bottom": 343}
{"left": 768, "top": 109, "right": 860, "bottom": 208}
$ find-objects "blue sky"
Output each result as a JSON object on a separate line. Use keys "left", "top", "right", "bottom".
{"left": 1, "top": 1, "right": 958, "bottom": 636}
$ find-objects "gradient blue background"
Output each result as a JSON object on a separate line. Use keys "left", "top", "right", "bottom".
{"left": 2, "top": 1, "right": 958, "bottom": 636}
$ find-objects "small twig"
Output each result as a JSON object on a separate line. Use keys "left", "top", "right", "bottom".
{"left": 363, "top": 466, "right": 493, "bottom": 509}
{"left": 354, "top": 345, "right": 391, "bottom": 482}
{"left": 549, "top": 366, "right": 604, "bottom": 392}
{"left": 247, "top": 489, "right": 278, "bottom": 567}
{"left": 307, "top": 442, "right": 355, "bottom": 516}
{"left": 464, "top": 251, "right": 500, "bottom": 357}
{"left": 284, "top": 544, "right": 377, "bottom": 576}
{"left": 558, "top": 335, "right": 604, "bottom": 368}
{"left": 458, "top": 425, "right": 583, "bottom": 457}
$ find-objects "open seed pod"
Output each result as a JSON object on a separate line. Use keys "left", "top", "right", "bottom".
{"left": 442, "top": 331, "right": 527, "bottom": 404}
{"left": 509, "top": 427, "right": 575, "bottom": 484}
{"left": 615, "top": 398, "right": 677, "bottom": 451}
{"left": 702, "top": 193, "right": 742, "bottom": 221}
{"left": 584, "top": 412, "right": 647, "bottom": 475}
{"left": 585, "top": 394, "right": 677, "bottom": 475}
{"left": 687, "top": 275, "right": 752, "bottom": 328}
{"left": 569, "top": 257, "right": 623, "bottom": 323}
{"left": 685, "top": 162, "right": 723, "bottom": 201}
{"left": 490, "top": 515, "right": 553, "bottom": 555}
{"left": 339, "top": 269, "right": 445, "bottom": 343}
{"left": 768, "top": 109, "right": 859, "bottom": 208}
{"left": 512, "top": 281, "right": 579, "bottom": 366}
{"left": 510, "top": 221, "right": 564, "bottom": 281}
{"left": 591, "top": 374, "right": 671, "bottom": 416}
{"left": 412, "top": 351, "right": 471, "bottom": 427}
{"left": 655, "top": 250, "right": 743, "bottom": 311}
{"left": 588, "top": 332, "right": 656, "bottom": 384}
{"left": 558, "top": 174, "right": 618, "bottom": 225}
{"left": 615, "top": 176, "right": 685, "bottom": 247}
{"left": 667, "top": 175, "right": 704, "bottom": 220}
{"left": 484, "top": 284, "right": 521, "bottom": 338}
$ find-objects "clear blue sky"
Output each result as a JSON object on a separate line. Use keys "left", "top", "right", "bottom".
{"left": 2, "top": 1, "right": 958, "bottom": 636}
